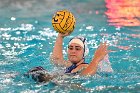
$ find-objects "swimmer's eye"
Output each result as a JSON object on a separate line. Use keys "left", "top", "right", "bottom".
{"left": 75, "top": 47, "right": 81, "bottom": 51}
{"left": 68, "top": 46, "right": 73, "bottom": 50}
{"left": 68, "top": 46, "right": 82, "bottom": 51}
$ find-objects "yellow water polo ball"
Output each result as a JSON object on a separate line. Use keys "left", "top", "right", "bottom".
{"left": 52, "top": 10, "right": 76, "bottom": 34}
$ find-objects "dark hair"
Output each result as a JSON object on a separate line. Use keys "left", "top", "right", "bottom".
{"left": 24, "top": 66, "right": 52, "bottom": 83}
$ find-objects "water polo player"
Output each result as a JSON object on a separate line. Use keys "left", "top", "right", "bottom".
{"left": 51, "top": 33, "right": 113, "bottom": 76}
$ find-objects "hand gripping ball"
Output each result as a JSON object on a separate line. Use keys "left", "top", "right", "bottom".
{"left": 52, "top": 10, "right": 76, "bottom": 34}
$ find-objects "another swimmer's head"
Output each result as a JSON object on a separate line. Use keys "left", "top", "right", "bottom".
{"left": 67, "top": 36, "right": 89, "bottom": 63}
{"left": 31, "top": 72, "right": 52, "bottom": 83}
{"left": 25, "top": 66, "right": 53, "bottom": 83}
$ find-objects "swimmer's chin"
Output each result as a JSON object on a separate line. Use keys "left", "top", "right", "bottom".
{"left": 69, "top": 58, "right": 78, "bottom": 63}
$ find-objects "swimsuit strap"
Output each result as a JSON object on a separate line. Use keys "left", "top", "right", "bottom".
{"left": 65, "top": 62, "right": 88, "bottom": 73}
{"left": 65, "top": 63, "right": 77, "bottom": 73}
{"left": 80, "top": 63, "right": 88, "bottom": 64}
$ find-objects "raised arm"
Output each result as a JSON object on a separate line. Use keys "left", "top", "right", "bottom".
{"left": 81, "top": 42, "right": 110, "bottom": 76}
{"left": 52, "top": 33, "right": 64, "bottom": 60}
{"left": 51, "top": 33, "right": 70, "bottom": 66}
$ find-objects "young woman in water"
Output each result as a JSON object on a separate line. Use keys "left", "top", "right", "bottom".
{"left": 51, "top": 33, "right": 112, "bottom": 75}
{"left": 25, "top": 32, "right": 113, "bottom": 83}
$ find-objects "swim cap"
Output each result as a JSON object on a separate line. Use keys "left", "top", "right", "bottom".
{"left": 68, "top": 36, "right": 89, "bottom": 58}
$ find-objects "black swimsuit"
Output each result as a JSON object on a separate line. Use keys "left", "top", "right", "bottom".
{"left": 65, "top": 63, "right": 88, "bottom": 73}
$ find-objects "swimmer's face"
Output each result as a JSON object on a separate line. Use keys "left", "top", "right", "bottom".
{"left": 67, "top": 43, "right": 84, "bottom": 63}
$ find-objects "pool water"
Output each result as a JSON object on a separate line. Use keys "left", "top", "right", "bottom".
{"left": 0, "top": 0, "right": 140, "bottom": 93}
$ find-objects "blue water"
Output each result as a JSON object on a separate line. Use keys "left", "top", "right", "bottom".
{"left": 0, "top": 0, "right": 140, "bottom": 93}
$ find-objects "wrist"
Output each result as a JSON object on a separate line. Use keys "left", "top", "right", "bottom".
{"left": 56, "top": 34, "right": 64, "bottom": 44}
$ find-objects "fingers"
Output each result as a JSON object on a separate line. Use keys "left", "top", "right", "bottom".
{"left": 65, "top": 32, "right": 71, "bottom": 36}
{"left": 98, "top": 42, "right": 108, "bottom": 51}
{"left": 97, "top": 42, "right": 110, "bottom": 55}
{"left": 59, "top": 32, "right": 71, "bottom": 37}
{"left": 94, "top": 42, "right": 111, "bottom": 62}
